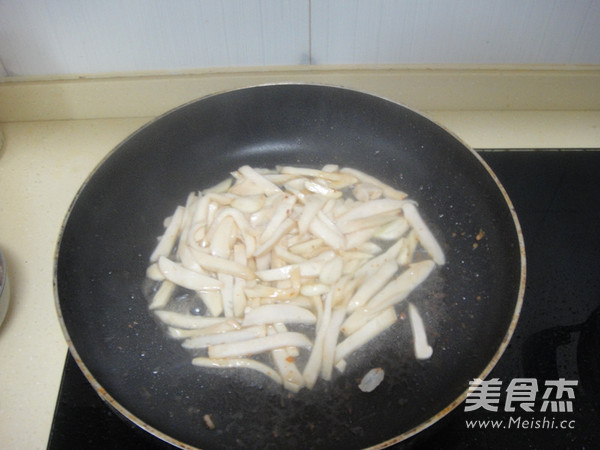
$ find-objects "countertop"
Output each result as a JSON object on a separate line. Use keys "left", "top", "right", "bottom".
{"left": 0, "top": 65, "right": 599, "bottom": 449}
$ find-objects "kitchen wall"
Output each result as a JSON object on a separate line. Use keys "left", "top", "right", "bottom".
{"left": 0, "top": 0, "right": 599, "bottom": 77}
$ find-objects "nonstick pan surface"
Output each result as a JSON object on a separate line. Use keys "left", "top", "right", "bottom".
{"left": 55, "top": 84, "right": 525, "bottom": 449}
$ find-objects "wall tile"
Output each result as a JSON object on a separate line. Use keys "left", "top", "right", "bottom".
{"left": 310, "top": 0, "right": 600, "bottom": 64}
{"left": 0, "top": 0, "right": 310, "bottom": 76}
{"left": 1, "top": 0, "right": 599, "bottom": 77}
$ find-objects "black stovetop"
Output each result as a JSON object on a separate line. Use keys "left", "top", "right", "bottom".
{"left": 48, "top": 150, "right": 600, "bottom": 450}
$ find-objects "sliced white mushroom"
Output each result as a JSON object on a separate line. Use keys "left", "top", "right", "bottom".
{"left": 408, "top": 302, "right": 433, "bottom": 360}
{"left": 358, "top": 367, "right": 385, "bottom": 392}
{"left": 146, "top": 164, "right": 444, "bottom": 393}
{"left": 178, "top": 243, "right": 203, "bottom": 272}
{"left": 264, "top": 172, "right": 299, "bottom": 185}
{"left": 242, "top": 304, "right": 317, "bottom": 326}
{"left": 176, "top": 193, "right": 199, "bottom": 261}
{"left": 331, "top": 197, "right": 356, "bottom": 218}
{"left": 335, "top": 359, "right": 347, "bottom": 373}
{"left": 197, "top": 290, "right": 224, "bottom": 317}
{"left": 271, "top": 348, "right": 305, "bottom": 393}
{"left": 353, "top": 182, "right": 383, "bottom": 202}
{"left": 232, "top": 243, "right": 248, "bottom": 317}
{"left": 202, "top": 177, "right": 233, "bottom": 194}
{"left": 167, "top": 318, "right": 240, "bottom": 339}
{"left": 288, "top": 237, "right": 325, "bottom": 257}
{"left": 254, "top": 251, "right": 271, "bottom": 271}
{"left": 206, "top": 207, "right": 257, "bottom": 255}
{"left": 188, "top": 246, "right": 255, "bottom": 280}
{"left": 346, "top": 259, "right": 398, "bottom": 313}
{"left": 337, "top": 199, "right": 405, "bottom": 229}
{"left": 273, "top": 322, "right": 300, "bottom": 358}
{"left": 344, "top": 227, "right": 378, "bottom": 250}
{"left": 341, "top": 257, "right": 363, "bottom": 277}
{"left": 150, "top": 205, "right": 185, "bottom": 262}
{"left": 340, "top": 167, "right": 408, "bottom": 200}
{"left": 321, "top": 164, "right": 339, "bottom": 172}
{"left": 401, "top": 202, "right": 445, "bottom": 265}
{"left": 243, "top": 283, "right": 299, "bottom": 301}
{"left": 354, "top": 238, "right": 405, "bottom": 279}
{"left": 279, "top": 165, "right": 356, "bottom": 188}
{"left": 321, "top": 308, "right": 346, "bottom": 381}
{"left": 189, "top": 194, "right": 212, "bottom": 230}
{"left": 303, "top": 289, "right": 334, "bottom": 389}
{"left": 209, "top": 215, "right": 236, "bottom": 258}
{"left": 339, "top": 250, "right": 376, "bottom": 261}
{"left": 355, "top": 241, "right": 383, "bottom": 255}
{"left": 374, "top": 216, "right": 410, "bottom": 241}
{"left": 332, "top": 275, "right": 363, "bottom": 308}
{"left": 338, "top": 211, "right": 398, "bottom": 234}
{"left": 253, "top": 217, "right": 295, "bottom": 257}
{"left": 182, "top": 325, "right": 267, "bottom": 349}
{"left": 208, "top": 331, "right": 312, "bottom": 359}
{"left": 300, "top": 283, "right": 330, "bottom": 297}
{"left": 397, "top": 230, "right": 419, "bottom": 266}
{"left": 278, "top": 166, "right": 327, "bottom": 178}
{"left": 297, "top": 196, "right": 327, "bottom": 236}
{"left": 367, "top": 260, "right": 436, "bottom": 312}
{"left": 149, "top": 280, "right": 175, "bottom": 310}
{"left": 219, "top": 272, "right": 234, "bottom": 318}
{"left": 335, "top": 307, "right": 397, "bottom": 363}
{"left": 319, "top": 256, "right": 344, "bottom": 285}
{"left": 308, "top": 214, "right": 344, "bottom": 250}
{"left": 258, "top": 195, "right": 297, "bottom": 243}
{"left": 342, "top": 260, "right": 435, "bottom": 335}
{"left": 230, "top": 194, "right": 265, "bottom": 213}
{"left": 237, "top": 165, "right": 282, "bottom": 196}
{"left": 273, "top": 243, "right": 306, "bottom": 264}
{"left": 154, "top": 310, "right": 228, "bottom": 329}
{"left": 146, "top": 262, "right": 164, "bottom": 281}
{"left": 255, "top": 251, "right": 335, "bottom": 282}
{"left": 268, "top": 326, "right": 305, "bottom": 393}
{"left": 304, "top": 179, "right": 342, "bottom": 198}
{"left": 157, "top": 256, "right": 223, "bottom": 291}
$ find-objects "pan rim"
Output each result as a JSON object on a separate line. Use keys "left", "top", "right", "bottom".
{"left": 53, "top": 82, "right": 526, "bottom": 449}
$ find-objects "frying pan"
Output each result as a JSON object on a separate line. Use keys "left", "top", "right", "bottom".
{"left": 54, "top": 84, "right": 525, "bottom": 449}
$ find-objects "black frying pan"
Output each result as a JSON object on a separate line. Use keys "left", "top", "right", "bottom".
{"left": 54, "top": 84, "right": 525, "bottom": 449}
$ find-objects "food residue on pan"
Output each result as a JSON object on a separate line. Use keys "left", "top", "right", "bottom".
{"left": 476, "top": 229, "right": 485, "bottom": 241}
{"left": 145, "top": 165, "right": 445, "bottom": 392}
{"left": 358, "top": 367, "right": 385, "bottom": 392}
{"left": 473, "top": 228, "right": 486, "bottom": 249}
{"left": 203, "top": 414, "right": 215, "bottom": 430}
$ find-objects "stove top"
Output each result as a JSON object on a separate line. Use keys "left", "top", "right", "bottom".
{"left": 47, "top": 149, "right": 600, "bottom": 449}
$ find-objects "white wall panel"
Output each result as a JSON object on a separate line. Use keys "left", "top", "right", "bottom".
{"left": 0, "top": 0, "right": 599, "bottom": 76}
{"left": 0, "top": 0, "right": 310, "bottom": 76}
{"left": 310, "top": 0, "right": 600, "bottom": 64}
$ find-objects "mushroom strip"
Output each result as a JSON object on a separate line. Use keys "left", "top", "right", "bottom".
{"left": 242, "top": 304, "right": 317, "bottom": 326}
{"left": 208, "top": 332, "right": 312, "bottom": 359}
{"left": 341, "top": 260, "right": 436, "bottom": 336}
{"left": 268, "top": 325, "right": 305, "bottom": 392}
{"left": 146, "top": 164, "right": 446, "bottom": 392}
{"left": 150, "top": 206, "right": 185, "bottom": 262}
{"left": 401, "top": 202, "right": 446, "bottom": 265}
{"left": 407, "top": 302, "right": 434, "bottom": 360}
{"left": 182, "top": 325, "right": 267, "bottom": 349}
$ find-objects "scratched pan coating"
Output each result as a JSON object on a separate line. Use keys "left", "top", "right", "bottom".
{"left": 55, "top": 84, "right": 525, "bottom": 449}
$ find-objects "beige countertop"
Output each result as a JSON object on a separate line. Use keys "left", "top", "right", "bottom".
{"left": 0, "top": 65, "right": 599, "bottom": 449}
